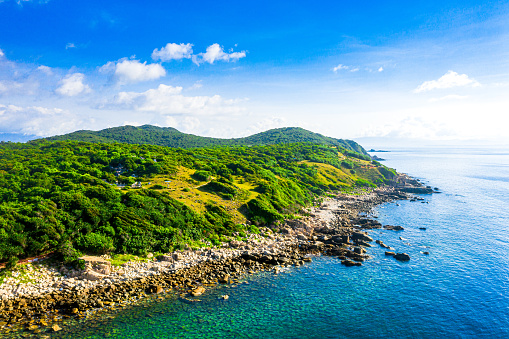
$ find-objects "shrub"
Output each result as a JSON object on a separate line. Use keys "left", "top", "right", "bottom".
{"left": 341, "top": 160, "right": 354, "bottom": 169}
{"left": 192, "top": 170, "right": 211, "bottom": 181}
{"left": 77, "top": 232, "right": 115, "bottom": 254}
{"left": 5, "top": 256, "right": 18, "bottom": 270}
{"left": 355, "top": 178, "right": 376, "bottom": 188}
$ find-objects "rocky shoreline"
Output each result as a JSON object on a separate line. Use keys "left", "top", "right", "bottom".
{"left": 0, "top": 183, "right": 428, "bottom": 336}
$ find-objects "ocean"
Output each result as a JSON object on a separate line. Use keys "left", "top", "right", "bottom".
{"left": 34, "top": 147, "right": 509, "bottom": 338}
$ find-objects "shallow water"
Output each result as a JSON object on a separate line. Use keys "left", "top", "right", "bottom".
{"left": 13, "top": 147, "right": 509, "bottom": 338}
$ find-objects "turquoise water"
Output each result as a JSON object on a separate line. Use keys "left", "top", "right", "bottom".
{"left": 53, "top": 147, "right": 509, "bottom": 338}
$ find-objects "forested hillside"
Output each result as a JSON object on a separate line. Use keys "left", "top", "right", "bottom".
{"left": 0, "top": 140, "right": 395, "bottom": 266}
{"left": 42, "top": 125, "right": 369, "bottom": 155}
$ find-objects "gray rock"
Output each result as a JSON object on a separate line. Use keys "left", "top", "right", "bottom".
{"left": 394, "top": 253, "right": 410, "bottom": 261}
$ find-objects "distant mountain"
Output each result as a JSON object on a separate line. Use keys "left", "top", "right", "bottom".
{"left": 0, "top": 133, "right": 38, "bottom": 143}
{"left": 39, "top": 125, "right": 369, "bottom": 155}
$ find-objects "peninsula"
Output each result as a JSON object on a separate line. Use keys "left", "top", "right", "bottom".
{"left": 0, "top": 126, "right": 431, "bottom": 335}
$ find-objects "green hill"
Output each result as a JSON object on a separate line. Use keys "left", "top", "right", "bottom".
{"left": 0, "top": 140, "right": 394, "bottom": 265}
{"left": 39, "top": 125, "right": 369, "bottom": 156}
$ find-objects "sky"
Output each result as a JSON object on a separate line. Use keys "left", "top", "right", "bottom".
{"left": 0, "top": 0, "right": 508, "bottom": 145}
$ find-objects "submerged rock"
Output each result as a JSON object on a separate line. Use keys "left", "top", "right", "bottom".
{"left": 341, "top": 260, "right": 362, "bottom": 267}
{"left": 383, "top": 225, "right": 404, "bottom": 231}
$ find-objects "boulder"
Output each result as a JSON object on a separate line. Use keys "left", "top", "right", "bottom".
{"left": 353, "top": 247, "right": 366, "bottom": 255}
{"left": 356, "top": 240, "right": 372, "bottom": 247}
{"left": 218, "top": 274, "right": 230, "bottom": 284}
{"left": 351, "top": 231, "right": 373, "bottom": 243}
{"left": 341, "top": 260, "right": 362, "bottom": 267}
{"left": 383, "top": 225, "right": 404, "bottom": 231}
{"left": 95, "top": 264, "right": 111, "bottom": 275}
{"left": 394, "top": 253, "right": 410, "bottom": 261}
{"left": 82, "top": 269, "right": 107, "bottom": 281}
{"left": 190, "top": 286, "right": 205, "bottom": 297}
{"left": 384, "top": 251, "right": 396, "bottom": 256}
{"left": 158, "top": 255, "right": 173, "bottom": 262}
{"left": 296, "top": 234, "right": 308, "bottom": 241}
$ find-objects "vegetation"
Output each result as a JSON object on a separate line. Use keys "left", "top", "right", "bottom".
{"left": 0, "top": 140, "right": 396, "bottom": 266}
{"left": 41, "top": 125, "right": 369, "bottom": 155}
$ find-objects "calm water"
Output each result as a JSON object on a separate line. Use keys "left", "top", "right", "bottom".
{"left": 46, "top": 147, "right": 509, "bottom": 338}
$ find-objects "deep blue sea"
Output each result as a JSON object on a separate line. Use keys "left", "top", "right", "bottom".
{"left": 51, "top": 147, "right": 509, "bottom": 338}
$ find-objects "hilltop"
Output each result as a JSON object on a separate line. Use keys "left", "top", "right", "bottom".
{"left": 40, "top": 125, "right": 369, "bottom": 155}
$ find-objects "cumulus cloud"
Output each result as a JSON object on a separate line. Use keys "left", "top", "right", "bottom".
{"left": 192, "top": 44, "right": 246, "bottom": 65}
{"left": 56, "top": 73, "right": 91, "bottom": 96}
{"left": 112, "top": 84, "right": 245, "bottom": 115}
{"left": 414, "top": 70, "right": 480, "bottom": 93}
{"left": 0, "top": 49, "right": 4, "bottom": 58}
{"left": 100, "top": 58, "right": 166, "bottom": 84}
{"left": 378, "top": 67, "right": 384, "bottom": 72}
{"left": 152, "top": 43, "right": 193, "bottom": 62}
{"left": 0, "top": 104, "right": 82, "bottom": 137}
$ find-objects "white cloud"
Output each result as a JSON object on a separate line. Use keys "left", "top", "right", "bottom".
{"left": 65, "top": 42, "right": 76, "bottom": 49}
{"left": 0, "top": 49, "right": 4, "bottom": 58}
{"left": 181, "top": 116, "right": 201, "bottom": 131}
{"left": 13, "top": 0, "right": 50, "bottom": 5}
{"left": 112, "top": 84, "right": 245, "bottom": 115}
{"left": 192, "top": 44, "right": 246, "bottom": 65}
{"left": 414, "top": 70, "right": 480, "bottom": 93}
{"left": 333, "top": 64, "right": 348, "bottom": 72}
{"left": 56, "top": 73, "right": 91, "bottom": 96}
{"left": 378, "top": 67, "right": 384, "bottom": 72}
{"left": 188, "top": 81, "right": 203, "bottom": 90}
{"left": 333, "top": 64, "right": 359, "bottom": 73}
{"left": 0, "top": 104, "right": 82, "bottom": 137}
{"left": 0, "top": 81, "right": 23, "bottom": 94}
{"left": 152, "top": 43, "right": 193, "bottom": 62}
{"left": 100, "top": 58, "right": 166, "bottom": 84}
{"left": 36, "top": 65, "right": 52, "bottom": 74}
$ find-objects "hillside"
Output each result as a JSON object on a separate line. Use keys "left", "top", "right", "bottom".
{"left": 40, "top": 125, "right": 369, "bottom": 155}
{"left": 0, "top": 140, "right": 395, "bottom": 266}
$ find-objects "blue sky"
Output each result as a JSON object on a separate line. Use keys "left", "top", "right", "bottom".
{"left": 0, "top": 0, "right": 508, "bottom": 143}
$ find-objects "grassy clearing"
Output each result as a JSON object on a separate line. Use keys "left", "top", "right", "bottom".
{"left": 109, "top": 254, "right": 153, "bottom": 267}
{"left": 120, "top": 166, "right": 258, "bottom": 224}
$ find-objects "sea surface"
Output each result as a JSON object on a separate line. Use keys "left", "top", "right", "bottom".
{"left": 29, "top": 147, "right": 509, "bottom": 338}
